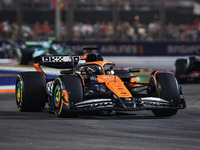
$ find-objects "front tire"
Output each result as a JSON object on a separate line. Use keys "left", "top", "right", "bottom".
{"left": 151, "top": 73, "right": 180, "bottom": 117}
{"left": 52, "top": 75, "right": 83, "bottom": 117}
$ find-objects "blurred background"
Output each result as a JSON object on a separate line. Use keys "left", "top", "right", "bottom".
{"left": 0, "top": 0, "right": 200, "bottom": 61}
{"left": 0, "top": 0, "right": 200, "bottom": 42}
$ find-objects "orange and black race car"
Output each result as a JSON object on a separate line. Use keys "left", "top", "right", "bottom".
{"left": 16, "top": 53, "right": 186, "bottom": 117}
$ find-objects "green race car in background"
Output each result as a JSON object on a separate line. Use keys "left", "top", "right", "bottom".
{"left": 16, "top": 41, "right": 75, "bottom": 65}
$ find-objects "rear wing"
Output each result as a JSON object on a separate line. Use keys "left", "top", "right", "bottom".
{"left": 83, "top": 47, "right": 98, "bottom": 52}
{"left": 34, "top": 55, "right": 81, "bottom": 69}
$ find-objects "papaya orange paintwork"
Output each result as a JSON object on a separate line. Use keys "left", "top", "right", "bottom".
{"left": 81, "top": 53, "right": 89, "bottom": 60}
{"left": 62, "top": 90, "right": 69, "bottom": 107}
{"left": 33, "top": 63, "right": 46, "bottom": 78}
{"left": 128, "top": 77, "right": 138, "bottom": 88}
{"left": 154, "top": 70, "right": 160, "bottom": 84}
{"left": 74, "top": 72, "right": 85, "bottom": 86}
{"left": 82, "top": 61, "right": 133, "bottom": 98}
{"left": 98, "top": 75, "right": 132, "bottom": 98}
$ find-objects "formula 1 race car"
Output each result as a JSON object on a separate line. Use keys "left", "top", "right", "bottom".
{"left": 175, "top": 56, "right": 200, "bottom": 82}
{"left": 16, "top": 53, "right": 186, "bottom": 117}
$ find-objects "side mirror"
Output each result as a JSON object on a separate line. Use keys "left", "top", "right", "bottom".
{"left": 129, "top": 68, "right": 140, "bottom": 73}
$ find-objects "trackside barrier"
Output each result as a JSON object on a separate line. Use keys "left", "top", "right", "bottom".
{"left": 65, "top": 41, "right": 200, "bottom": 56}
{"left": 1, "top": 41, "right": 200, "bottom": 56}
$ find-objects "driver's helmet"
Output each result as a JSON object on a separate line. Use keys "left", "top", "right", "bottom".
{"left": 87, "top": 65, "right": 102, "bottom": 75}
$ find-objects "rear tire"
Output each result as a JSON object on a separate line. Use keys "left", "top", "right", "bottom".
{"left": 174, "top": 59, "right": 188, "bottom": 82}
{"left": 16, "top": 49, "right": 30, "bottom": 65}
{"left": 52, "top": 75, "right": 83, "bottom": 117}
{"left": 16, "top": 72, "right": 47, "bottom": 112}
{"left": 151, "top": 73, "right": 180, "bottom": 117}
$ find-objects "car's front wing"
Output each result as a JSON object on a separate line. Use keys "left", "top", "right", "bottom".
{"left": 73, "top": 97, "right": 186, "bottom": 111}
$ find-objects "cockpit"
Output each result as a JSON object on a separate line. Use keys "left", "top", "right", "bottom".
{"left": 76, "top": 62, "right": 115, "bottom": 78}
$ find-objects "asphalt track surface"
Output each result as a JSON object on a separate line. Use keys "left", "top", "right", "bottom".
{"left": 0, "top": 84, "right": 199, "bottom": 150}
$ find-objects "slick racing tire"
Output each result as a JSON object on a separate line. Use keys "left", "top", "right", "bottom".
{"left": 52, "top": 75, "right": 83, "bottom": 117}
{"left": 16, "top": 49, "right": 30, "bottom": 65}
{"left": 151, "top": 73, "right": 180, "bottom": 117}
{"left": 16, "top": 72, "right": 47, "bottom": 112}
{"left": 174, "top": 59, "right": 188, "bottom": 82}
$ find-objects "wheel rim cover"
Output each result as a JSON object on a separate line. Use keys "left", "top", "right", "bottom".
{"left": 54, "top": 85, "right": 61, "bottom": 107}
{"left": 16, "top": 82, "right": 21, "bottom": 103}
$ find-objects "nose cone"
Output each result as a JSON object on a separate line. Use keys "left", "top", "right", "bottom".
{"left": 97, "top": 75, "right": 132, "bottom": 98}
